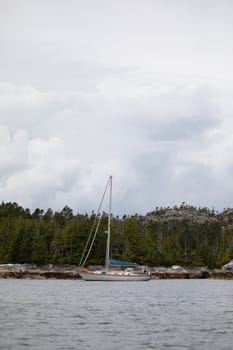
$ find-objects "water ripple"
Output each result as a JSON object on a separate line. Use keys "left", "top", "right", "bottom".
{"left": 0, "top": 279, "right": 233, "bottom": 349}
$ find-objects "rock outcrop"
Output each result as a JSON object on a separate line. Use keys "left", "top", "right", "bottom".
{"left": 150, "top": 267, "right": 209, "bottom": 279}
{"left": 145, "top": 207, "right": 218, "bottom": 225}
{"left": 0, "top": 264, "right": 80, "bottom": 279}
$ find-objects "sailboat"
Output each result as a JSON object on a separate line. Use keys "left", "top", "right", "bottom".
{"left": 79, "top": 176, "right": 150, "bottom": 281}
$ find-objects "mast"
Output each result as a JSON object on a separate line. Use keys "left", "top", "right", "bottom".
{"left": 105, "top": 175, "right": 112, "bottom": 271}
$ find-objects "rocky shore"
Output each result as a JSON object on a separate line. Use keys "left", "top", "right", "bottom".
{"left": 0, "top": 264, "right": 233, "bottom": 279}
{"left": 0, "top": 264, "right": 80, "bottom": 279}
{"left": 150, "top": 267, "right": 233, "bottom": 279}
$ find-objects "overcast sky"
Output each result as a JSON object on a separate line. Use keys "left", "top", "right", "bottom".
{"left": 0, "top": 0, "right": 233, "bottom": 215}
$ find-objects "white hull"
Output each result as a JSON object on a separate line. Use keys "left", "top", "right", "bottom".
{"left": 79, "top": 272, "right": 150, "bottom": 281}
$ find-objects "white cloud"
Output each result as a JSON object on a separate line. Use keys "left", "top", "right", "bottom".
{"left": 0, "top": 1, "right": 233, "bottom": 214}
{"left": 0, "top": 128, "right": 80, "bottom": 209}
{"left": 0, "top": 126, "right": 29, "bottom": 184}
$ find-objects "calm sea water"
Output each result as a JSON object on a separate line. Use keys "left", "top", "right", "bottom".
{"left": 0, "top": 279, "right": 232, "bottom": 350}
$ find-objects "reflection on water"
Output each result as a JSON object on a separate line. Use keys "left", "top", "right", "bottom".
{"left": 0, "top": 279, "right": 233, "bottom": 349}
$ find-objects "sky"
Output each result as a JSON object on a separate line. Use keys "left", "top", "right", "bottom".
{"left": 0, "top": 0, "right": 233, "bottom": 215}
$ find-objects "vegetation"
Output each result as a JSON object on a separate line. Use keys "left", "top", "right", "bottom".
{"left": 0, "top": 201, "right": 233, "bottom": 268}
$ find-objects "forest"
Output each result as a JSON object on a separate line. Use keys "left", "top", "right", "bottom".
{"left": 0, "top": 201, "right": 233, "bottom": 268}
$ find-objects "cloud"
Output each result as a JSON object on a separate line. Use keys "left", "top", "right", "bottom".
{"left": 1, "top": 1, "right": 233, "bottom": 214}
{"left": 0, "top": 126, "right": 28, "bottom": 184}
{"left": 0, "top": 127, "right": 80, "bottom": 209}
{"left": 1, "top": 74, "right": 232, "bottom": 215}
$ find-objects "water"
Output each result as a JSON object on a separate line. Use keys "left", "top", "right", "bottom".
{"left": 0, "top": 279, "right": 233, "bottom": 350}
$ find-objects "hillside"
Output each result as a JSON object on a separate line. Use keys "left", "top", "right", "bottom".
{"left": 0, "top": 202, "right": 233, "bottom": 268}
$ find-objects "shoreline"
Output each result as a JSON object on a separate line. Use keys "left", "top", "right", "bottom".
{"left": 150, "top": 269, "right": 233, "bottom": 280}
{"left": 0, "top": 264, "right": 233, "bottom": 280}
{"left": 0, "top": 264, "right": 80, "bottom": 279}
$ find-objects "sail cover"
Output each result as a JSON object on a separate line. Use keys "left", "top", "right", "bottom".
{"left": 109, "top": 259, "right": 138, "bottom": 267}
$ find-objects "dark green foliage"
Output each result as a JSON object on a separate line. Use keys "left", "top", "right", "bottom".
{"left": 0, "top": 201, "right": 233, "bottom": 268}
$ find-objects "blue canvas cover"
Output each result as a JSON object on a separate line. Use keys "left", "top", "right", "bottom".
{"left": 109, "top": 259, "right": 138, "bottom": 267}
